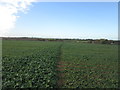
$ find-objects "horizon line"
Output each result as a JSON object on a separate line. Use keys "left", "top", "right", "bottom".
{"left": 1, "top": 36, "right": 118, "bottom": 41}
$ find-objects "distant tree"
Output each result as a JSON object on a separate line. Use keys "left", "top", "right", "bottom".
{"left": 99, "top": 39, "right": 108, "bottom": 44}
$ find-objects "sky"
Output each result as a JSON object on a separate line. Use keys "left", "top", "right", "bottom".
{"left": 0, "top": 1, "right": 118, "bottom": 40}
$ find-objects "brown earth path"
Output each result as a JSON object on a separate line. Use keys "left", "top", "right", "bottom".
{"left": 57, "top": 43, "right": 65, "bottom": 88}
{"left": 57, "top": 61, "right": 66, "bottom": 88}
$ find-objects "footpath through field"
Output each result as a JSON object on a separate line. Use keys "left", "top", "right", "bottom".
{"left": 57, "top": 43, "right": 64, "bottom": 88}
{"left": 2, "top": 40, "right": 118, "bottom": 88}
{"left": 57, "top": 42, "right": 118, "bottom": 88}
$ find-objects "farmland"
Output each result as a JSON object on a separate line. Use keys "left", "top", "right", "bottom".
{"left": 2, "top": 40, "right": 62, "bottom": 88}
{"left": 58, "top": 42, "right": 118, "bottom": 88}
{"left": 2, "top": 40, "right": 118, "bottom": 88}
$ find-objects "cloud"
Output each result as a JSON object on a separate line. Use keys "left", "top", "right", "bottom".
{"left": 0, "top": 0, "right": 38, "bottom": 36}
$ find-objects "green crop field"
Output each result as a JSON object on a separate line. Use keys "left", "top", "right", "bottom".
{"left": 59, "top": 42, "right": 118, "bottom": 88}
{"left": 2, "top": 40, "right": 118, "bottom": 88}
